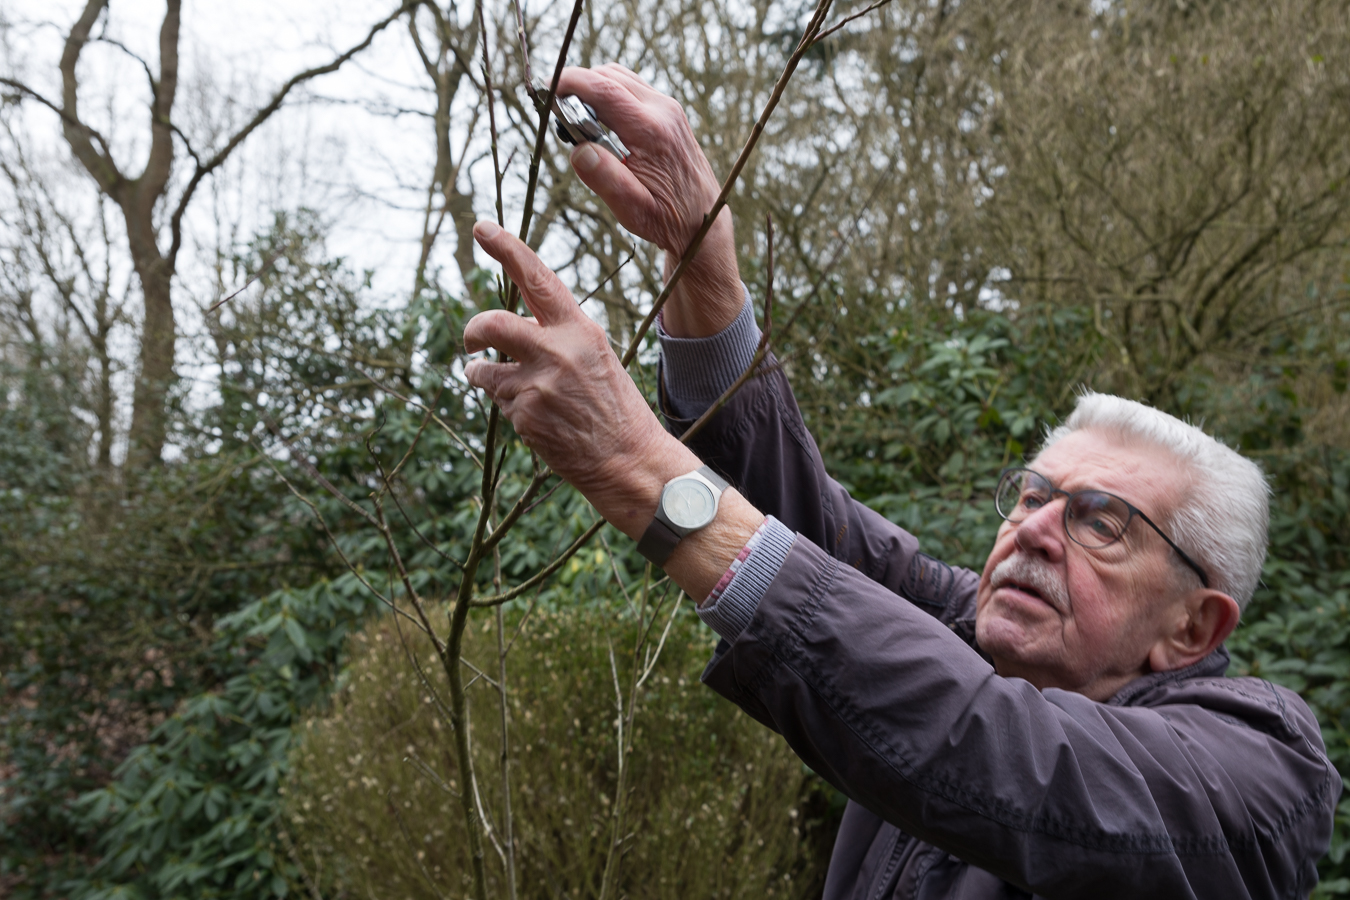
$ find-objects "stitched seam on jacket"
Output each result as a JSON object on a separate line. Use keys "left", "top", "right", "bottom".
{"left": 743, "top": 551, "right": 841, "bottom": 702}
{"left": 869, "top": 828, "right": 903, "bottom": 900}
{"left": 713, "top": 368, "right": 771, "bottom": 450}
{"left": 904, "top": 552, "right": 954, "bottom": 613}
{"left": 905, "top": 847, "right": 946, "bottom": 900}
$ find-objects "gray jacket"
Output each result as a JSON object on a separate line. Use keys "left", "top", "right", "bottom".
{"left": 665, "top": 357, "right": 1339, "bottom": 900}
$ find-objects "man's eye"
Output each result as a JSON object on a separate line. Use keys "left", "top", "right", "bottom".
{"left": 1068, "top": 493, "right": 1130, "bottom": 543}
{"left": 1086, "top": 517, "right": 1122, "bottom": 540}
{"left": 1020, "top": 492, "right": 1048, "bottom": 510}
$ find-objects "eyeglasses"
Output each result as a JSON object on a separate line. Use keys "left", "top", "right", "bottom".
{"left": 994, "top": 467, "right": 1210, "bottom": 588}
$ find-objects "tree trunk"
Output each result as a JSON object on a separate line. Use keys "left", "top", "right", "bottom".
{"left": 59, "top": 0, "right": 181, "bottom": 468}
{"left": 124, "top": 218, "right": 175, "bottom": 469}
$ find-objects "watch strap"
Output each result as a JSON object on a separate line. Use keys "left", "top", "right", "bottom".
{"left": 690, "top": 465, "right": 730, "bottom": 494}
{"left": 636, "top": 517, "right": 681, "bottom": 567}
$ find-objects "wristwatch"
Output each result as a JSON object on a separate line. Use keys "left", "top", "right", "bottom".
{"left": 636, "top": 466, "right": 730, "bottom": 566}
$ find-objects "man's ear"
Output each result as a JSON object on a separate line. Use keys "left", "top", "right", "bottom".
{"left": 1148, "top": 590, "right": 1242, "bottom": 672}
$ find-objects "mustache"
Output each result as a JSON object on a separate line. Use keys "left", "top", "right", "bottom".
{"left": 990, "top": 553, "right": 1070, "bottom": 614}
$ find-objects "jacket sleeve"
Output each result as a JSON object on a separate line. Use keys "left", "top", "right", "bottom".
{"left": 663, "top": 354, "right": 981, "bottom": 627}
{"left": 702, "top": 537, "right": 1336, "bottom": 899}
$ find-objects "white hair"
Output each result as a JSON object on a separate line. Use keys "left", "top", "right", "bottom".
{"left": 1037, "top": 392, "right": 1269, "bottom": 610}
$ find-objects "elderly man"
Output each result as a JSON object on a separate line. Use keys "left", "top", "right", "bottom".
{"left": 462, "top": 66, "right": 1338, "bottom": 899}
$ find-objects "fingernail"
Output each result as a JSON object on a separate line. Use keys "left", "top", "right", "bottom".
{"left": 474, "top": 220, "right": 501, "bottom": 242}
{"left": 572, "top": 144, "right": 600, "bottom": 174}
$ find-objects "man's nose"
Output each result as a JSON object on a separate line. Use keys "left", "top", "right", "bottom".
{"left": 1013, "top": 499, "right": 1068, "bottom": 561}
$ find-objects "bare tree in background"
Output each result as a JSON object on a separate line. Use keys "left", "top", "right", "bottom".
{"left": 986, "top": 0, "right": 1350, "bottom": 402}
{"left": 407, "top": 0, "right": 485, "bottom": 296}
{"left": 0, "top": 117, "right": 127, "bottom": 472}
{"left": 2, "top": 0, "right": 416, "bottom": 468}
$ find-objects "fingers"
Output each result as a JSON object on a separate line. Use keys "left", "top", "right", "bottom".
{"left": 555, "top": 66, "right": 680, "bottom": 153}
{"left": 462, "top": 308, "right": 544, "bottom": 361}
{"left": 556, "top": 66, "right": 655, "bottom": 124}
{"left": 472, "top": 221, "right": 577, "bottom": 326}
{"left": 463, "top": 357, "right": 524, "bottom": 403}
{"left": 570, "top": 142, "right": 657, "bottom": 226}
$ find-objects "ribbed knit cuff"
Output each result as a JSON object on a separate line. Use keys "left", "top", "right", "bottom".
{"left": 696, "top": 516, "right": 796, "bottom": 641}
{"left": 656, "top": 286, "right": 760, "bottom": 419}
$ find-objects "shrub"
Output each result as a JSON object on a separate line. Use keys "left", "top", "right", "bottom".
{"left": 284, "top": 600, "right": 838, "bottom": 899}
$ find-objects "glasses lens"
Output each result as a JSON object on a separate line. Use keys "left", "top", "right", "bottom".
{"left": 1065, "top": 491, "right": 1132, "bottom": 547}
{"left": 996, "top": 469, "right": 1052, "bottom": 522}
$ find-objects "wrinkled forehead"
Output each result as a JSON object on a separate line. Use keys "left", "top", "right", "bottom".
{"left": 1029, "top": 427, "right": 1190, "bottom": 513}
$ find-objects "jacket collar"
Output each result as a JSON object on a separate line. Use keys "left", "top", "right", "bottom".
{"left": 1106, "top": 644, "right": 1231, "bottom": 707}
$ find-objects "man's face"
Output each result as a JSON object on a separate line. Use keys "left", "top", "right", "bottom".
{"left": 975, "top": 429, "right": 1192, "bottom": 701}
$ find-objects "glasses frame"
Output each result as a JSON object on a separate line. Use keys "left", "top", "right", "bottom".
{"left": 994, "top": 467, "right": 1211, "bottom": 589}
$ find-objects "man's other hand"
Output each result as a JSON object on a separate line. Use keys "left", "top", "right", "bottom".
{"left": 462, "top": 220, "right": 700, "bottom": 538}
{"left": 462, "top": 221, "right": 765, "bottom": 601}
{"left": 556, "top": 65, "right": 745, "bottom": 338}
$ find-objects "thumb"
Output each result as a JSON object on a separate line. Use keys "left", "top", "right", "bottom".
{"left": 570, "top": 143, "right": 660, "bottom": 238}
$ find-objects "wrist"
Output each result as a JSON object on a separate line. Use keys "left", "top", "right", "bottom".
{"left": 584, "top": 430, "right": 704, "bottom": 543}
{"left": 661, "top": 209, "right": 743, "bottom": 338}
{"left": 585, "top": 428, "right": 766, "bottom": 602}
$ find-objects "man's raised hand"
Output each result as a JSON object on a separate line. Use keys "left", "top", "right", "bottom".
{"left": 555, "top": 65, "right": 745, "bottom": 339}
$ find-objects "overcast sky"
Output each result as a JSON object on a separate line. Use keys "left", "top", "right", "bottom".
{"left": 2, "top": 0, "right": 574, "bottom": 306}
{"left": 2, "top": 0, "right": 603, "bottom": 457}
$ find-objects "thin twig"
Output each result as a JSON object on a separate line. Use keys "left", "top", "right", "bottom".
{"left": 388, "top": 787, "right": 451, "bottom": 900}
{"left": 597, "top": 633, "right": 626, "bottom": 900}
{"left": 506, "top": 0, "right": 586, "bottom": 314}
{"left": 404, "top": 751, "right": 460, "bottom": 797}
{"left": 481, "top": 0, "right": 506, "bottom": 229}
{"left": 0, "top": 78, "right": 114, "bottom": 157}
{"left": 599, "top": 531, "right": 637, "bottom": 616}
{"left": 482, "top": 467, "right": 560, "bottom": 553}
{"left": 582, "top": 253, "right": 636, "bottom": 305}
{"left": 388, "top": 386, "right": 444, "bottom": 482}
{"left": 206, "top": 240, "right": 292, "bottom": 314}
{"left": 373, "top": 500, "right": 451, "bottom": 661}
{"left": 512, "top": 0, "right": 535, "bottom": 101}
{"left": 386, "top": 479, "right": 466, "bottom": 572}
{"left": 811, "top": 0, "right": 896, "bottom": 46}
{"left": 521, "top": 474, "right": 563, "bottom": 515}
{"left": 460, "top": 655, "right": 500, "bottom": 691}
{"left": 263, "top": 417, "right": 381, "bottom": 528}
{"left": 356, "top": 368, "right": 483, "bottom": 468}
{"left": 167, "top": 1, "right": 418, "bottom": 267}
{"left": 471, "top": 517, "right": 605, "bottom": 606}
{"left": 390, "top": 608, "right": 457, "bottom": 732}
{"left": 261, "top": 451, "right": 431, "bottom": 638}
{"left": 276, "top": 827, "right": 324, "bottom": 900}
{"left": 493, "top": 539, "right": 518, "bottom": 900}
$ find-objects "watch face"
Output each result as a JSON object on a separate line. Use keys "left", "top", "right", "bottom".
{"left": 663, "top": 479, "right": 717, "bottom": 530}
